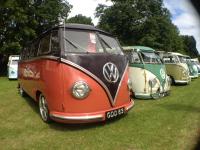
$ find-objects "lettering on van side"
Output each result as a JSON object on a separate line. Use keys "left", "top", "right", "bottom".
{"left": 23, "top": 67, "right": 40, "bottom": 79}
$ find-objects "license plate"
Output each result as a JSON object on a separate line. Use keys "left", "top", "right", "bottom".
{"left": 106, "top": 108, "right": 124, "bottom": 120}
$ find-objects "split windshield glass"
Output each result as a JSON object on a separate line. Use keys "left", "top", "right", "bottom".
{"left": 163, "top": 55, "right": 179, "bottom": 63}
{"left": 140, "top": 51, "right": 162, "bottom": 64}
{"left": 64, "top": 30, "right": 122, "bottom": 54}
{"left": 178, "top": 56, "right": 187, "bottom": 63}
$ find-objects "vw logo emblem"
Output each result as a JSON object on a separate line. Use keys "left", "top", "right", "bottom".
{"left": 103, "top": 62, "right": 119, "bottom": 83}
{"left": 160, "top": 68, "right": 166, "bottom": 79}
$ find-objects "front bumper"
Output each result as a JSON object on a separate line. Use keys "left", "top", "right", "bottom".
{"left": 175, "top": 79, "right": 190, "bottom": 84}
{"left": 190, "top": 75, "right": 198, "bottom": 79}
{"left": 50, "top": 100, "right": 134, "bottom": 123}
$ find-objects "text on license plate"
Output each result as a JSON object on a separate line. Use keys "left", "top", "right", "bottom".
{"left": 106, "top": 108, "right": 124, "bottom": 119}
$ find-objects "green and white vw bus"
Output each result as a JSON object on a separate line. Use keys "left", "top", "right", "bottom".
{"left": 161, "top": 52, "right": 191, "bottom": 84}
{"left": 123, "top": 46, "right": 170, "bottom": 99}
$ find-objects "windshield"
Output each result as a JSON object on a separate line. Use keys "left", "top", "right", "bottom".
{"left": 185, "top": 57, "right": 192, "bottom": 63}
{"left": 64, "top": 30, "right": 122, "bottom": 54}
{"left": 178, "top": 56, "right": 187, "bottom": 63}
{"left": 163, "top": 55, "right": 179, "bottom": 64}
{"left": 140, "top": 52, "right": 162, "bottom": 64}
{"left": 124, "top": 51, "right": 141, "bottom": 64}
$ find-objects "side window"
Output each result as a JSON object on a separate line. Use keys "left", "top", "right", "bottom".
{"left": 30, "top": 41, "right": 39, "bottom": 58}
{"left": 50, "top": 31, "right": 60, "bottom": 55}
{"left": 38, "top": 34, "right": 50, "bottom": 55}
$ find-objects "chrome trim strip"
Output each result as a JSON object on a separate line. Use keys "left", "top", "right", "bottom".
{"left": 20, "top": 55, "right": 59, "bottom": 63}
{"left": 113, "top": 64, "right": 128, "bottom": 104}
{"left": 61, "top": 58, "right": 128, "bottom": 107}
{"left": 50, "top": 114, "right": 103, "bottom": 121}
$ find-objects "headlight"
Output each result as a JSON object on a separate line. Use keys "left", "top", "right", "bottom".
{"left": 72, "top": 81, "right": 90, "bottom": 99}
{"left": 127, "top": 79, "right": 132, "bottom": 90}
{"left": 182, "top": 68, "right": 188, "bottom": 76}
{"left": 149, "top": 78, "right": 157, "bottom": 87}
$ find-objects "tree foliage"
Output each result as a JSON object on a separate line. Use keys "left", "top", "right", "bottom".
{"left": 66, "top": 14, "right": 94, "bottom": 25}
{"left": 0, "top": 0, "right": 72, "bottom": 55}
{"left": 182, "top": 35, "right": 199, "bottom": 57}
{"left": 95, "top": 0, "right": 189, "bottom": 54}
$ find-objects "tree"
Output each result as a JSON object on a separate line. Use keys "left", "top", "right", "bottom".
{"left": 95, "top": 0, "right": 184, "bottom": 52}
{"left": 66, "top": 14, "right": 94, "bottom": 25}
{"left": 182, "top": 35, "right": 199, "bottom": 57}
{"left": 0, "top": 0, "right": 72, "bottom": 55}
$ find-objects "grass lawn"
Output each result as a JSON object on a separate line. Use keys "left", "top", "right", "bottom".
{"left": 0, "top": 77, "right": 200, "bottom": 150}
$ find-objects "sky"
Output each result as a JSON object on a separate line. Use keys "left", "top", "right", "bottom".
{"left": 67, "top": 0, "right": 200, "bottom": 53}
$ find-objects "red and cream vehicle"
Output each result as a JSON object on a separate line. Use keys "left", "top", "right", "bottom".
{"left": 18, "top": 24, "right": 134, "bottom": 123}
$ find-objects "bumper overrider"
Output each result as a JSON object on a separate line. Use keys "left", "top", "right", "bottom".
{"left": 50, "top": 100, "right": 134, "bottom": 123}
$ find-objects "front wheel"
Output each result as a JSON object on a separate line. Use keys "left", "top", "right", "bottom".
{"left": 39, "top": 94, "right": 51, "bottom": 123}
{"left": 169, "top": 76, "right": 175, "bottom": 85}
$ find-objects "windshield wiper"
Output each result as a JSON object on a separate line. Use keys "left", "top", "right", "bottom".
{"left": 99, "top": 36, "right": 112, "bottom": 49}
{"left": 64, "top": 37, "right": 88, "bottom": 52}
{"left": 64, "top": 37, "right": 78, "bottom": 49}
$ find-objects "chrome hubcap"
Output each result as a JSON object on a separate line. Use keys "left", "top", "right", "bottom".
{"left": 19, "top": 88, "right": 23, "bottom": 95}
{"left": 39, "top": 95, "right": 48, "bottom": 121}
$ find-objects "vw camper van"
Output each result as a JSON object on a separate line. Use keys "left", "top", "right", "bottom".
{"left": 191, "top": 58, "right": 200, "bottom": 76}
{"left": 162, "top": 52, "right": 191, "bottom": 84}
{"left": 7, "top": 55, "right": 20, "bottom": 79}
{"left": 123, "top": 46, "right": 170, "bottom": 99}
{"left": 18, "top": 24, "right": 134, "bottom": 124}
{"left": 184, "top": 55, "right": 198, "bottom": 78}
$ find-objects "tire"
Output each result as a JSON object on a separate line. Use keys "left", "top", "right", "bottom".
{"left": 39, "top": 94, "right": 51, "bottom": 123}
{"left": 169, "top": 76, "right": 175, "bottom": 85}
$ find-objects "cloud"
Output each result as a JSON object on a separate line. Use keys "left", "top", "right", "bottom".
{"left": 164, "top": 0, "right": 200, "bottom": 54}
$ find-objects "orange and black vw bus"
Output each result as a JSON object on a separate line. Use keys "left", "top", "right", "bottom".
{"left": 18, "top": 24, "right": 134, "bottom": 123}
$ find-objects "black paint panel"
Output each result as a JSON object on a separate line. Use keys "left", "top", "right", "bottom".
{"left": 62, "top": 53, "right": 128, "bottom": 101}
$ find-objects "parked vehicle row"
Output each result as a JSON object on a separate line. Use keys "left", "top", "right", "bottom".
{"left": 8, "top": 24, "right": 199, "bottom": 124}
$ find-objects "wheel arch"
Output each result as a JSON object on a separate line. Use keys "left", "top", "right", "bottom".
{"left": 36, "top": 90, "right": 42, "bottom": 102}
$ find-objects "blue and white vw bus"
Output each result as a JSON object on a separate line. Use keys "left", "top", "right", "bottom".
{"left": 7, "top": 55, "right": 20, "bottom": 79}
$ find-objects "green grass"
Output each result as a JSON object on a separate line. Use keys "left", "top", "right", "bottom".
{"left": 0, "top": 77, "right": 200, "bottom": 150}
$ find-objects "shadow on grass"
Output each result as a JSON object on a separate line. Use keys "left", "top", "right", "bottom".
{"left": 21, "top": 94, "right": 126, "bottom": 131}
{"left": 23, "top": 95, "right": 39, "bottom": 115}
{"left": 194, "top": 136, "right": 200, "bottom": 150}
{"left": 159, "top": 103, "right": 200, "bottom": 113}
